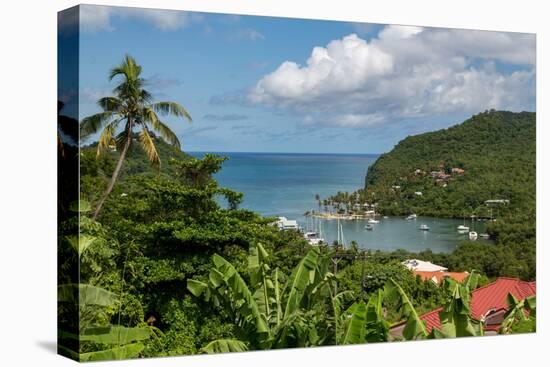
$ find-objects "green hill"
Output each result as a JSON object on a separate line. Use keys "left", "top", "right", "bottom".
{"left": 79, "top": 134, "right": 192, "bottom": 205}
{"left": 80, "top": 133, "right": 191, "bottom": 179}
{"left": 364, "top": 110, "right": 535, "bottom": 217}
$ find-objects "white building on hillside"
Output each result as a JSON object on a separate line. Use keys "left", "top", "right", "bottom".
{"left": 402, "top": 259, "right": 448, "bottom": 272}
{"left": 275, "top": 217, "right": 299, "bottom": 231}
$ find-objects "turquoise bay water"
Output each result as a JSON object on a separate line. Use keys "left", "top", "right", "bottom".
{"left": 189, "top": 152, "right": 488, "bottom": 253}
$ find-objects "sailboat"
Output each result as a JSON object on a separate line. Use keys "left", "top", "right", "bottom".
{"left": 457, "top": 213, "right": 469, "bottom": 232}
{"left": 304, "top": 215, "right": 325, "bottom": 246}
{"left": 337, "top": 217, "right": 347, "bottom": 249}
{"left": 468, "top": 213, "right": 478, "bottom": 240}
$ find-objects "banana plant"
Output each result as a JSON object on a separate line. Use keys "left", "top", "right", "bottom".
{"left": 385, "top": 278, "right": 428, "bottom": 340}
{"left": 430, "top": 272, "right": 484, "bottom": 338}
{"left": 336, "top": 289, "right": 390, "bottom": 345}
{"left": 499, "top": 294, "right": 536, "bottom": 334}
{"left": 58, "top": 231, "right": 152, "bottom": 361}
{"left": 188, "top": 244, "right": 340, "bottom": 351}
{"left": 58, "top": 282, "right": 152, "bottom": 361}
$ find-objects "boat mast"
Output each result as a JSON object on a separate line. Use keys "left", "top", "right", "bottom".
{"left": 337, "top": 217, "right": 340, "bottom": 248}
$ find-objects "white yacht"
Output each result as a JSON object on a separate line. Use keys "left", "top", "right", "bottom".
{"left": 419, "top": 224, "right": 430, "bottom": 231}
{"left": 479, "top": 233, "right": 490, "bottom": 239}
{"left": 304, "top": 231, "right": 324, "bottom": 246}
{"left": 406, "top": 214, "right": 418, "bottom": 220}
{"left": 367, "top": 218, "right": 380, "bottom": 224}
{"left": 457, "top": 225, "right": 469, "bottom": 232}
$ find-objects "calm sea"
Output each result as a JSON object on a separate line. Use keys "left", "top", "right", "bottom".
{"left": 189, "top": 152, "right": 488, "bottom": 253}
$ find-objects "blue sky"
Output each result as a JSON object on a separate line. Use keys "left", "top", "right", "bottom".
{"left": 76, "top": 5, "right": 535, "bottom": 154}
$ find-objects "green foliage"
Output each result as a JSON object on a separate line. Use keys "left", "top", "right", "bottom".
{"left": 187, "top": 244, "right": 344, "bottom": 351}
{"left": 385, "top": 279, "right": 428, "bottom": 340}
{"left": 363, "top": 110, "right": 535, "bottom": 218}
{"left": 341, "top": 301, "right": 368, "bottom": 344}
{"left": 200, "top": 339, "right": 248, "bottom": 354}
{"left": 434, "top": 273, "right": 484, "bottom": 338}
{"left": 500, "top": 294, "right": 536, "bottom": 334}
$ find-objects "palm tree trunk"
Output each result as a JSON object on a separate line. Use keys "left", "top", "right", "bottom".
{"left": 92, "top": 130, "right": 132, "bottom": 220}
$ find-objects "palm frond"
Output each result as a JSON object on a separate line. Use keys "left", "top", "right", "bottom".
{"left": 96, "top": 119, "right": 121, "bottom": 157}
{"left": 152, "top": 101, "right": 193, "bottom": 122}
{"left": 97, "top": 97, "right": 123, "bottom": 112}
{"left": 143, "top": 107, "right": 181, "bottom": 148}
{"left": 140, "top": 89, "right": 153, "bottom": 103}
{"left": 109, "top": 55, "right": 142, "bottom": 81}
{"left": 139, "top": 127, "right": 161, "bottom": 170}
{"left": 80, "top": 112, "right": 114, "bottom": 138}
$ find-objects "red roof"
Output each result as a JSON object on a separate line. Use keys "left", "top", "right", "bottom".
{"left": 420, "top": 277, "right": 536, "bottom": 333}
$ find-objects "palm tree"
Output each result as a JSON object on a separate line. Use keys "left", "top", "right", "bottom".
{"left": 80, "top": 55, "right": 192, "bottom": 219}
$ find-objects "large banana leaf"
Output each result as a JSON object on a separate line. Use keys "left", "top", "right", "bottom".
{"left": 283, "top": 247, "right": 320, "bottom": 319}
{"left": 187, "top": 279, "right": 208, "bottom": 297}
{"left": 385, "top": 279, "right": 427, "bottom": 340}
{"left": 208, "top": 254, "right": 270, "bottom": 335}
{"left": 341, "top": 301, "right": 368, "bottom": 344}
{"left": 500, "top": 294, "right": 536, "bottom": 334}
{"left": 59, "top": 326, "right": 151, "bottom": 345}
{"left": 66, "top": 235, "right": 96, "bottom": 257}
{"left": 78, "top": 343, "right": 144, "bottom": 362}
{"left": 58, "top": 283, "right": 117, "bottom": 307}
{"left": 438, "top": 276, "right": 480, "bottom": 338}
{"left": 273, "top": 268, "right": 283, "bottom": 325}
{"left": 249, "top": 243, "right": 274, "bottom": 318}
{"left": 79, "top": 326, "right": 151, "bottom": 344}
{"left": 200, "top": 339, "right": 249, "bottom": 354}
{"left": 330, "top": 290, "right": 354, "bottom": 342}
{"left": 365, "top": 289, "right": 390, "bottom": 342}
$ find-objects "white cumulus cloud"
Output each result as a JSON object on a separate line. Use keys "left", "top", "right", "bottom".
{"left": 249, "top": 34, "right": 393, "bottom": 105}
{"left": 246, "top": 25, "right": 535, "bottom": 127}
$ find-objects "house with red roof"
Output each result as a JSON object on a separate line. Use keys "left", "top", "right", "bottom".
{"left": 390, "top": 277, "right": 536, "bottom": 338}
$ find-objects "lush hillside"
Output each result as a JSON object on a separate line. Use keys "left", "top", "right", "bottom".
{"left": 364, "top": 110, "right": 535, "bottom": 217}
{"left": 81, "top": 133, "right": 191, "bottom": 178}
{"left": 79, "top": 134, "right": 193, "bottom": 206}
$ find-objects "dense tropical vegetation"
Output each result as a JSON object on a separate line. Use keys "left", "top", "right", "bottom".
{"left": 325, "top": 110, "right": 535, "bottom": 218}
{"left": 57, "top": 59, "right": 536, "bottom": 361}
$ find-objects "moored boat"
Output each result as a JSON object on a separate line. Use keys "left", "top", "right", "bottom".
{"left": 419, "top": 224, "right": 429, "bottom": 231}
